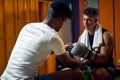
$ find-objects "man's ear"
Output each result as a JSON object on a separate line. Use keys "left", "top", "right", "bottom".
{"left": 57, "top": 17, "right": 65, "bottom": 22}
{"left": 56, "top": 17, "right": 65, "bottom": 25}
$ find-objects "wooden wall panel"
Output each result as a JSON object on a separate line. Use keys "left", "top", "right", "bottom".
{"left": 17, "top": 0, "right": 25, "bottom": 32}
{"left": 99, "top": 0, "right": 120, "bottom": 67}
{"left": 24, "top": 0, "right": 31, "bottom": 24}
{"left": 114, "top": 0, "right": 120, "bottom": 67}
{"left": 4, "top": 0, "right": 16, "bottom": 61}
{"left": 0, "top": 0, "right": 6, "bottom": 75}
{"left": 13, "top": 0, "right": 19, "bottom": 36}
{"left": 79, "top": 0, "right": 86, "bottom": 35}
{"left": 0, "top": 0, "right": 40, "bottom": 76}
{"left": 38, "top": 62, "right": 47, "bottom": 75}
{"left": 39, "top": 2, "right": 47, "bottom": 21}
{"left": 0, "top": 40, "right": 6, "bottom": 75}
{"left": 38, "top": 54, "right": 56, "bottom": 75}
{"left": 30, "top": 0, "right": 39, "bottom": 22}
{"left": 99, "top": 0, "right": 114, "bottom": 34}
{"left": 4, "top": 0, "right": 15, "bottom": 38}
{"left": 0, "top": 0, "right": 4, "bottom": 38}
{"left": 46, "top": 54, "right": 56, "bottom": 73}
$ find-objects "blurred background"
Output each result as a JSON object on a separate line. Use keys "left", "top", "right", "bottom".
{"left": 0, "top": 0, "right": 120, "bottom": 79}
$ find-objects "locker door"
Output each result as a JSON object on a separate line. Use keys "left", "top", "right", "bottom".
{"left": 99, "top": 0, "right": 120, "bottom": 68}
{"left": 114, "top": 0, "right": 120, "bottom": 68}
{"left": 0, "top": 0, "right": 6, "bottom": 75}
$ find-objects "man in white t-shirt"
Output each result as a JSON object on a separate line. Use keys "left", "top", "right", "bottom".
{"left": 0, "top": 1, "right": 84, "bottom": 80}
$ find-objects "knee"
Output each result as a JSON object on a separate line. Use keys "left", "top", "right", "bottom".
{"left": 74, "top": 70, "right": 84, "bottom": 80}
{"left": 91, "top": 69, "right": 110, "bottom": 80}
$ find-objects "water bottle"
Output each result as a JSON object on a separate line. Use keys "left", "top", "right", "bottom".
{"left": 82, "top": 70, "right": 89, "bottom": 80}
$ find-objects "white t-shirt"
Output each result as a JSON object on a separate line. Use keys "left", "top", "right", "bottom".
{"left": 1, "top": 22, "right": 66, "bottom": 80}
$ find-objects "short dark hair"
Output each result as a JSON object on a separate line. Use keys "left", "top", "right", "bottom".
{"left": 83, "top": 7, "right": 99, "bottom": 17}
{"left": 47, "top": 1, "right": 71, "bottom": 19}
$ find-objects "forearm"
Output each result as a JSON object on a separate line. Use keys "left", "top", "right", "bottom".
{"left": 92, "top": 53, "right": 109, "bottom": 64}
{"left": 56, "top": 52, "right": 82, "bottom": 69}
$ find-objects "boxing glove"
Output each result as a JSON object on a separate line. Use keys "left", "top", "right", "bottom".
{"left": 70, "top": 42, "right": 97, "bottom": 61}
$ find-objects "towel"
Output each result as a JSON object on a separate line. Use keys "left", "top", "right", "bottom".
{"left": 79, "top": 24, "right": 103, "bottom": 50}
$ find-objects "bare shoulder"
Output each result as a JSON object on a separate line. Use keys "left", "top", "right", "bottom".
{"left": 103, "top": 31, "right": 114, "bottom": 48}
{"left": 103, "top": 31, "right": 113, "bottom": 41}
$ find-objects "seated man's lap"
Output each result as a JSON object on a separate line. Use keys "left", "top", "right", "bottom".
{"left": 91, "top": 67, "right": 115, "bottom": 80}
{"left": 35, "top": 75, "right": 50, "bottom": 80}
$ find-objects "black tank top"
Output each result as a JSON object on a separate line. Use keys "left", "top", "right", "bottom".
{"left": 89, "top": 28, "right": 114, "bottom": 68}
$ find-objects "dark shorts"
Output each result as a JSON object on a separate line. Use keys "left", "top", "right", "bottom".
{"left": 105, "top": 67, "right": 115, "bottom": 75}
{"left": 81, "top": 66, "right": 116, "bottom": 80}
{"left": 35, "top": 75, "right": 50, "bottom": 80}
{"left": 104, "top": 67, "right": 116, "bottom": 80}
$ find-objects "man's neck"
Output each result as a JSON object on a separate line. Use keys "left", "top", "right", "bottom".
{"left": 88, "top": 30, "right": 95, "bottom": 35}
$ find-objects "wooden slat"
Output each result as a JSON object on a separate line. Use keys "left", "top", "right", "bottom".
{"left": 4, "top": 0, "right": 15, "bottom": 38}
{"left": 34, "top": 0, "right": 39, "bottom": 22}
{"left": 38, "top": 62, "right": 47, "bottom": 75}
{"left": 99, "top": 0, "right": 120, "bottom": 67}
{"left": 38, "top": 54, "right": 56, "bottom": 74}
{"left": 0, "top": 0, "right": 6, "bottom": 76}
{"left": 24, "top": 0, "right": 30, "bottom": 24}
{"left": 0, "top": 39, "right": 6, "bottom": 75}
{"left": 46, "top": 54, "right": 56, "bottom": 73}
{"left": 0, "top": 0, "right": 4, "bottom": 38}
{"left": 4, "top": 0, "right": 16, "bottom": 61}
{"left": 114, "top": 0, "right": 120, "bottom": 67}
{"left": 79, "top": 0, "right": 86, "bottom": 35}
{"left": 30, "top": 0, "right": 38, "bottom": 22}
{"left": 17, "top": 0, "right": 25, "bottom": 32}
{"left": 99, "top": 0, "right": 113, "bottom": 34}
{"left": 38, "top": 2, "right": 48, "bottom": 21}
{"left": 13, "top": 0, "right": 19, "bottom": 36}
